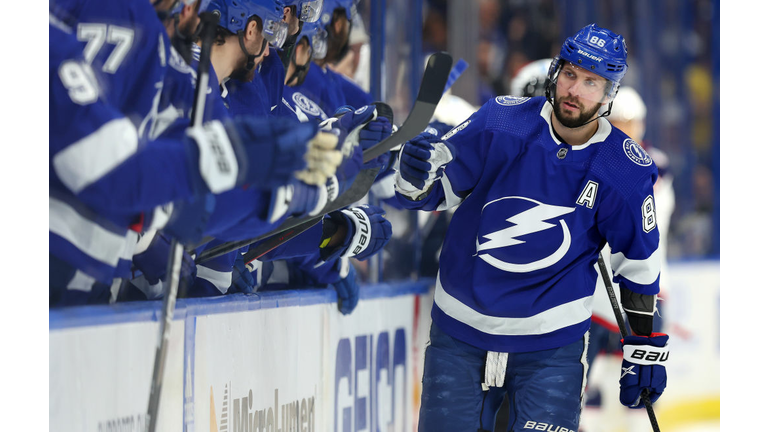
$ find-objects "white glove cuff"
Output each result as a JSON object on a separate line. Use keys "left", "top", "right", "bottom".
{"left": 340, "top": 207, "right": 372, "bottom": 258}
{"left": 429, "top": 141, "right": 455, "bottom": 170}
{"left": 187, "top": 121, "right": 239, "bottom": 194}
{"left": 394, "top": 172, "right": 433, "bottom": 200}
{"left": 308, "top": 183, "right": 328, "bottom": 217}
{"left": 622, "top": 343, "right": 669, "bottom": 365}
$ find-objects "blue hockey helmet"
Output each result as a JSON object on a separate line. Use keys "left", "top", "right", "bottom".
{"left": 319, "top": 0, "right": 355, "bottom": 26}
{"left": 296, "top": 20, "right": 328, "bottom": 59}
{"left": 206, "top": 0, "right": 288, "bottom": 48}
{"left": 548, "top": 23, "right": 627, "bottom": 101}
{"left": 278, "top": 0, "right": 324, "bottom": 22}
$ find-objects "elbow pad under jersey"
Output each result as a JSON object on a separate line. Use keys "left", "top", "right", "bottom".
{"left": 620, "top": 286, "right": 656, "bottom": 336}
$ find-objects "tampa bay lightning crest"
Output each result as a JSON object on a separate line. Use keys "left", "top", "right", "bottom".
{"left": 475, "top": 196, "right": 575, "bottom": 273}
{"left": 623, "top": 138, "right": 652, "bottom": 166}
{"left": 292, "top": 92, "right": 323, "bottom": 117}
{"left": 495, "top": 95, "right": 530, "bottom": 106}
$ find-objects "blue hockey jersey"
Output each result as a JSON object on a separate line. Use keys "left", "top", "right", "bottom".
{"left": 325, "top": 67, "right": 373, "bottom": 109}
{"left": 51, "top": 0, "right": 170, "bottom": 133}
{"left": 396, "top": 96, "right": 661, "bottom": 353}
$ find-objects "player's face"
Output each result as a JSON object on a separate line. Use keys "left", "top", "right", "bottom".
{"left": 232, "top": 20, "right": 270, "bottom": 81}
{"left": 553, "top": 64, "right": 608, "bottom": 128}
{"left": 283, "top": 6, "right": 300, "bottom": 35}
{"left": 295, "top": 38, "right": 312, "bottom": 66}
{"left": 177, "top": 7, "right": 201, "bottom": 38}
{"left": 325, "top": 9, "right": 350, "bottom": 62}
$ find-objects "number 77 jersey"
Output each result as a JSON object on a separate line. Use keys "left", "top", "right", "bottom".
{"left": 396, "top": 96, "right": 661, "bottom": 353}
{"left": 51, "top": 0, "right": 170, "bottom": 133}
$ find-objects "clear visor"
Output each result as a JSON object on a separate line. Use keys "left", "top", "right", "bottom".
{"left": 552, "top": 62, "right": 617, "bottom": 104}
{"left": 264, "top": 18, "right": 289, "bottom": 48}
{"left": 310, "top": 27, "right": 328, "bottom": 59}
{"left": 299, "top": 0, "right": 324, "bottom": 22}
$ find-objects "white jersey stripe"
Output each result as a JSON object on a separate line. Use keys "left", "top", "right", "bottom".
{"left": 196, "top": 265, "right": 233, "bottom": 295}
{"left": 49, "top": 196, "right": 128, "bottom": 267}
{"left": 436, "top": 173, "right": 464, "bottom": 211}
{"left": 434, "top": 273, "right": 593, "bottom": 336}
{"left": 53, "top": 117, "right": 139, "bottom": 194}
{"left": 610, "top": 249, "right": 661, "bottom": 285}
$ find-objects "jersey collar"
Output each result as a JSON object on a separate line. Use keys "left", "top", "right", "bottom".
{"left": 539, "top": 101, "right": 612, "bottom": 150}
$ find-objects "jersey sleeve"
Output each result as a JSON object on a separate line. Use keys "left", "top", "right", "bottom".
{"left": 49, "top": 23, "right": 207, "bottom": 222}
{"left": 395, "top": 101, "right": 491, "bottom": 211}
{"left": 597, "top": 172, "right": 661, "bottom": 296}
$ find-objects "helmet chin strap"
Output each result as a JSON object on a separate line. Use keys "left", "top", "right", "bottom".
{"left": 237, "top": 31, "right": 267, "bottom": 71}
{"left": 286, "top": 47, "right": 311, "bottom": 86}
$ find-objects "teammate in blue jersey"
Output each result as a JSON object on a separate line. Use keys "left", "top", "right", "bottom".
{"left": 281, "top": 21, "right": 331, "bottom": 121}
{"left": 49, "top": 2, "right": 341, "bottom": 306}
{"left": 394, "top": 24, "right": 669, "bottom": 431}
{"left": 277, "top": 0, "right": 324, "bottom": 70}
{"left": 225, "top": 203, "right": 392, "bottom": 314}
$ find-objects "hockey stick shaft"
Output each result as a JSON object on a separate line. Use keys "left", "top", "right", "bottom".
{"left": 596, "top": 253, "right": 661, "bottom": 432}
{"left": 146, "top": 12, "right": 218, "bottom": 432}
{"left": 194, "top": 52, "right": 454, "bottom": 265}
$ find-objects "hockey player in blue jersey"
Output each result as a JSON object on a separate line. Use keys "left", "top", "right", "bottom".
{"left": 277, "top": 0, "right": 324, "bottom": 70}
{"left": 49, "top": 2, "right": 342, "bottom": 305}
{"left": 394, "top": 24, "right": 669, "bottom": 431}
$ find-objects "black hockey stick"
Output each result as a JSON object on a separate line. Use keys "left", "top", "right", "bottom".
{"left": 145, "top": 12, "right": 218, "bottom": 432}
{"left": 596, "top": 253, "right": 662, "bottom": 432}
{"left": 194, "top": 51, "right": 454, "bottom": 265}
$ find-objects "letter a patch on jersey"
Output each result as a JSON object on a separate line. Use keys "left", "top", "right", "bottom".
{"left": 576, "top": 181, "right": 599, "bottom": 209}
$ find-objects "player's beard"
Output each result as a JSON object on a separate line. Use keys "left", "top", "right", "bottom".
{"left": 553, "top": 95, "right": 601, "bottom": 129}
{"left": 230, "top": 54, "right": 257, "bottom": 82}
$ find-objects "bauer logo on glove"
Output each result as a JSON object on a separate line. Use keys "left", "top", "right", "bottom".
{"left": 619, "top": 333, "right": 669, "bottom": 408}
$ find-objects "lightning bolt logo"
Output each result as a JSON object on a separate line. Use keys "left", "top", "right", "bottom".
{"left": 476, "top": 196, "right": 575, "bottom": 273}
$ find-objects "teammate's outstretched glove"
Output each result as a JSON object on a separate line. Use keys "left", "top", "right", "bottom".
{"left": 230, "top": 254, "right": 256, "bottom": 294}
{"left": 619, "top": 333, "right": 669, "bottom": 408}
{"left": 186, "top": 116, "right": 320, "bottom": 193}
{"left": 310, "top": 104, "right": 380, "bottom": 196}
{"left": 332, "top": 261, "right": 359, "bottom": 315}
{"left": 320, "top": 204, "right": 392, "bottom": 261}
{"left": 267, "top": 178, "right": 327, "bottom": 223}
{"left": 359, "top": 116, "right": 393, "bottom": 174}
{"left": 395, "top": 131, "right": 455, "bottom": 199}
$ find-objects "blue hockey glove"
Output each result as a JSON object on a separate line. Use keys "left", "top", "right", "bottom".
{"left": 132, "top": 231, "right": 197, "bottom": 286}
{"left": 320, "top": 205, "right": 392, "bottom": 262}
{"left": 359, "top": 116, "right": 393, "bottom": 174}
{"left": 230, "top": 254, "right": 256, "bottom": 294}
{"left": 619, "top": 333, "right": 669, "bottom": 408}
{"left": 426, "top": 120, "right": 454, "bottom": 137}
{"left": 186, "top": 116, "right": 318, "bottom": 193}
{"left": 267, "top": 178, "right": 327, "bottom": 223}
{"left": 395, "top": 131, "right": 455, "bottom": 198}
{"left": 161, "top": 193, "right": 216, "bottom": 245}
{"left": 316, "top": 104, "right": 380, "bottom": 194}
{"left": 332, "top": 261, "right": 359, "bottom": 315}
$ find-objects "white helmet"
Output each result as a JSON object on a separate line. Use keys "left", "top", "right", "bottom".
{"left": 607, "top": 86, "right": 646, "bottom": 122}
{"left": 509, "top": 58, "right": 553, "bottom": 98}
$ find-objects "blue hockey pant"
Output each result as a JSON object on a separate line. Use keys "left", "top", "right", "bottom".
{"left": 418, "top": 323, "right": 588, "bottom": 432}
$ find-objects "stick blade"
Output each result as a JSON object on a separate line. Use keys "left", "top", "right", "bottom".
{"left": 417, "top": 52, "right": 454, "bottom": 104}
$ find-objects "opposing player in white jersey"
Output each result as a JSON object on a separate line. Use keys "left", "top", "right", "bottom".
{"left": 394, "top": 24, "right": 669, "bottom": 431}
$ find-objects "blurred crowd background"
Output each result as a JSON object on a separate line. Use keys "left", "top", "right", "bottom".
{"left": 345, "top": 0, "right": 719, "bottom": 282}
